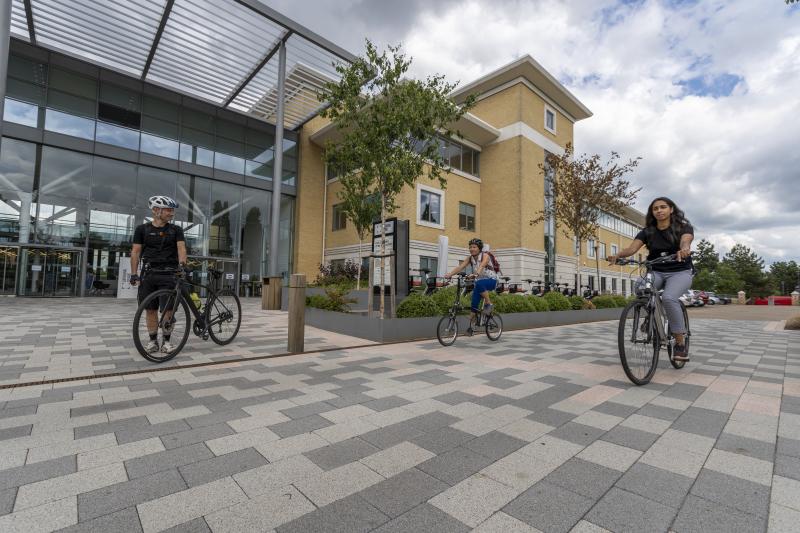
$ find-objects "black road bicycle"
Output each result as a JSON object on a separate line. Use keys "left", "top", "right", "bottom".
{"left": 436, "top": 274, "right": 503, "bottom": 346}
{"left": 132, "top": 266, "right": 242, "bottom": 362}
{"left": 616, "top": 254, "right": 690, "bottom": 385}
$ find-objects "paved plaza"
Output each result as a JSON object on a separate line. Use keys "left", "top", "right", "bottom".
{"left": 0, "top": 300, "right": 798, "bottom": 532}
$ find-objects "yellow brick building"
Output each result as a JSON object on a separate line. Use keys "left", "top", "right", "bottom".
{"left": 294, "top": 56, "right": 645, "bottom": 295}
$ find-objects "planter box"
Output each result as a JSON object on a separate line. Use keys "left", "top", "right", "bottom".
{"left": 305, "top": 307, "right": 623, "bottom": 343}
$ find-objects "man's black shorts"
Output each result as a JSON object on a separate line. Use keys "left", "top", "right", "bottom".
{"left": 138, "top": 274, "right": 176, "bottom": 310}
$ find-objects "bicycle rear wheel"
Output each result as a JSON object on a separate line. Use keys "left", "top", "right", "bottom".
{"left": 207, "top": 289, "right": 242, "bottom": 345}
{"left": 485, "top": 313, "right": 503, "bottom": 341}
{"left": 667, "top": 302, "right": 690, "bottom": 369}
{"left": 437, "top": 315, "right": 459, "bottom": 346}
{"left": 618, "top": 300, "right": 659, "bottom": 385}
{"left": 133, "top": 289, "right": 190, "bottom": 363}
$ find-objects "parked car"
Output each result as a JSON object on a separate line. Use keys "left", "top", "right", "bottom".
{"left": 681, "top": 291, "right": 705, "bottom": 307}
{"left": 707, "top": 292, "right": 731, "bottom": 304}
{"left": 705, "top": 291, "right": 726, "bottom": 305}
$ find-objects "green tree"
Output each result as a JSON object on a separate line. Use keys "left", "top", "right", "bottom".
{"left": 714, "top": 263, "right": 744, "bottom": 295}
{"left": 530, "top": 143, "right": 641, "bottom": 287}
{"left": 319, "top": 40, "right": 474, "bottom": 317}
{"left": 693, "top": 239, "right": 719, "bottom": 272}
{"left": 769, "top": 260, "right": 799, "bottom": 295}
{"left": 722, "top": 244, "right": 771, "bottom": 297}
{"left": 691, "top": 269, "right": 716, "bottom": 291}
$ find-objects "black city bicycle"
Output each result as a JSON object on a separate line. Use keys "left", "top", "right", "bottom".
{"left": 132, "top": 266, "right": 242, "bottom": 363}
{"left": 616, "top": 254, "right": 690, "bottom": 385}
{"left": 436, "top": 274, "right": 503, "bottom": 346}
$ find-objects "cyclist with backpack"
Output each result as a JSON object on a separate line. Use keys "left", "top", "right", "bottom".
{"left": 129, "top": 196, "right": 187, "bottom": 354}
{"left": 446, "top": 238, "right": 499, "bottom": 335}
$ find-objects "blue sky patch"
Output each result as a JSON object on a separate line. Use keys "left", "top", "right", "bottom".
{"left": 677, "top": 73, "right": 743, "bottom": 98}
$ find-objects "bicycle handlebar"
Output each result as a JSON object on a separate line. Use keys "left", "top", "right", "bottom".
{"left": 616, "top": 253, "right": 679, "bottom": 266}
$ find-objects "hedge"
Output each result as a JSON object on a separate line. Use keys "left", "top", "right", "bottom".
{"left": 542, "top": 291, "right": 571, "bottom": 311}
{"left": 397, "top": 293, "right": 441, "bottom": 318}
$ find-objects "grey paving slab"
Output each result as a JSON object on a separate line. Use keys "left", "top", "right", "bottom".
{"left": 277, "top": 494, "right": 390, "bottom": 533}
{"left": 689, "top": 468, "right": 770, "bottom": 518}
{"left": 715, "top": 433, "right": 776, "bottom": 462}
{"left": 162, "top": 517, "right": 212, "bottom": 533}
{"left": 78, "top": 469, "right": 187, "bottom": 521}
{"left": 672, "top": 494, "right": 766, "bottom": 533}
{"left": 405, "top": 412, "right": 461, "bottom": 433}
{"left": 304, "top": 437, "right": 380, "bottom": 471}
{"left": 601, "top": 426, "right": 661, "bottom": 452}
{"left": 0, "top": 455, "right": 76, "bottom": 491}
{"left": 417, "top": 446, "right": 496, "bottom": 485}
{"left": 503, "top": 481, "right": 595, "bottom": 533}
{"left": 775, "top": 454, "right": 800, "bottom": 481}
{"left": 671, "top": 407, "right": 729, "bottom": 439}
{"left": 410, "top": 427, "right": 476, "bottom": 455}
{"left": 58, "top": 507, "right": 143, "bottom": 533}
{"left": 358, "top": 467, "right": 449, "bottom": 518}
{"left": 0, "top": 487, "right": 15, "bottom": 516}
{"left": 462, "top": 431, "right": 527, "bottom": 461}
{"left": 361, "top": 423, "right": 426, "bottom": 450}
{"left": 178, "top": 448, "right": 269, "bottom": 487}
{"left": 117, "top": 420, "right": 192, "bottom": 445}
{"left": 124, "top": 443, "right": 215, "bottom": 479}
{"left": 549, "top": 422, "right": 606, "bottom": 446}
{"left": 615, "top": 463, "right": 694, "bottom": 508}
{"left": 269, "top": 414, "right": 334, "bottom": 438}
{"left": 160, "top": 423, "right": 236, "bottom": 449}
{"left": 371, "top": 503, "right": 470, "bottom": 533}
{"left": 586, "top": 487, "right": 677, "bottom": 533}
{"left": 543, "top": 458, "right": 622, "bottom": 499}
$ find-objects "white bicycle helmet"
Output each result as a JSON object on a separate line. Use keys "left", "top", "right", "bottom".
{"left": 148, "top": 195, "right": 179, "bottom": 209}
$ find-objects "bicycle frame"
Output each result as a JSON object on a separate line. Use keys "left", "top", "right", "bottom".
{"left": 148, "top": 269, "right": 231, "bottom": 334}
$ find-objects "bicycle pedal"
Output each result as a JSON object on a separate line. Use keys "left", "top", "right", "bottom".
{"left": 202, "top": 333, "right": 209, "bottom": 341}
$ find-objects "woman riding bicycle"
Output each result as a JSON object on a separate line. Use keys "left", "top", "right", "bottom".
{"left": 607, "top": 197, "right": 694, "bottom": 361}
{"left": 445, "top": 238, "right": 497, "bottom": 336}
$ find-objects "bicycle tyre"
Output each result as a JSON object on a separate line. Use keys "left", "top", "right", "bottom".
{"left": 618, "top": 300, "right": 659, "bottom": 385}
{"left": 485, "top": 313, "right": 503, "bottom": 341}
{"left": 207, "top": 289, "right": 242, "bottom": 345}
{"left": 437, "top": 315, "right": 459, "bottom": 346}
{"left": 667, "top": 301, "right": 690, "bottom": 369}
{"left": 132, "top": 289, "right": 190, "bottom": 363}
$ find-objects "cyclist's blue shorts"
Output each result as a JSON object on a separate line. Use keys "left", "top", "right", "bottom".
{"left": 472, "top": 278, "right": 497, "bottom": 311}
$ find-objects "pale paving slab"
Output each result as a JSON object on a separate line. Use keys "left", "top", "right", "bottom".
{"left": 572, "top": 411, "right": 623, "bottom": 431}
{"left": 292, "top": 461, "right": 384, "bottom": 507}
{"left": 577, "top": 441, "right": 642, "bottom": 472}
{"left": 497, "top": 419, "right": 554, "bottom": 443}
{"left": 313, "top": 417, "right": 380, "bottom": 444}
{"left": 26, "top": 434, "right": 118, "bottom": 464}
{"left": 0, "top": 496, "right": 77, "bottom": 533}
{"left": 359, "top": 441, "right": 435, "bottom": 477}
{"left": 204, "top": 484, "right": 315, "bottom": 533}
{"left": 769, "top": 503, "right": 800, "bottom": 533}
{"left": 430, "top": 473, "right": 520, "bottom": 527}
{"left": 77, "top": 437, "right": 165, "bottom": 470}
{"left": 136, "top": 476, "right": 247, "bottom": 533}
{"left": 205, "top": 426, "right": 280, "bottom": 456}
{"left": 569, "top": 520, "right": 613, "bottom": 533}
{"left": 620, "top": 414, "right": 672, "bottom": 435}
{"left": 14, "top": 463, "right": 127, "bottom": 511}
{"left": 704, "top": 449, "right": 774, "bottom": 486}
{"left": 473, "top": 511, "right": 544, "bottom": 532}
{"left": 254, "top": 432, "right": 328, "bottom": 462}
{"left": 771, "top": 475, "right": 800, "bottom": 512}
{"left": 233, "top": 454, "right": 324, "bottom": 499}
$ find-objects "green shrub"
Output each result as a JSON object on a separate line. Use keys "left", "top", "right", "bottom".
{"left": 568, "top": 295, "right": 585, "bottom": 310}
{"left": 305, "top": 286, "right": 356, "bottom": 312}
{"left": 491, "top": 293, "right": 533, "bottom": 314}
{"left": 542, "top": 291, "right": 571, "bottom": 311}
{"left": 591, "top": 295, "right": 623, "bottom": 309}
{"left": 526, "top": 295, "right": 550, "bottom": 312}
{"left": 431, "top": 285, "right": 459, "bottom": 314}
{"left": 583, "top": 299, "right": 596, "bottom": 310}
{"left": 397, "top": 293, "right": 441, "bottom": 318}
{"left": 612, "top": 295, "right": 628, "bottom": 307}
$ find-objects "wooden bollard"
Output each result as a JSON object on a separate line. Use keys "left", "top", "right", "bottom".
{"left": 288, "top": 274, "right": 306, "bottom": 353}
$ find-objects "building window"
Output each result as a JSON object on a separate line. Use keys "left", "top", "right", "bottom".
{"left": 420, "top": 256, "right": 438, "bottom": 274}
{"left": 588, "top": 275, "right": 595, "bottom": 290}
{"left": 417, "top": 185, "right": 443, "bottom": 228}
{"left": 415, "top": 136, "right": 480, "bottom": 177}
{"left": 599, "top": 242, "right": 606, "bottom": 260}
{"left": 588, "top": 239, "right": 596, "bottom": 258}
{"left": 332, "top": 203, "right": 346, "bottom": 231}
{"left": 622, "top": 279, "right": 627, "bottom": 296}
{"left": 459, "top": 202, "right": 475, "bottom": 231}
{"left": 330, "top": 259, "right": 345, "bottom": 272}
{"left": 611, "top": 244, "right": 618, "bottom": 257}
{"left": 601, "top": 277, "right": 607, "bottom": 293}
{"left": 612, "top": 278, "right": 617, "bottom": 293}
{"left": 544, "top": 106, "right": 556, "bottom": 134}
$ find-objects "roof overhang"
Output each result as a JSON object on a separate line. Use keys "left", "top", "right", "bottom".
{"left": 8, "top": 0, "right": 356, "bottom": 130}
{"left": 309, "top": 111, "right": 500, "bottom": 148}
{"left": 450, "top": 55, "right": 593, "bottom": 122}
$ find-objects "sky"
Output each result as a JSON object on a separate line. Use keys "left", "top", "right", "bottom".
{"left": 270, "top": 0, "right": 800, "bottom": 265}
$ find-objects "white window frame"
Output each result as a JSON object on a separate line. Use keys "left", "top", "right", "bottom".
{"left": 611, "top": 244, "right": 618, "bottom": 257}
{"left": 599, "top": 242, "right": 606, "bottom": 260}
{"left": 587, "top": 239, "right": 596, "bottom": 258}
{"left": 544, "top": 105, "right": 557, "bottom": 134}
{"left": 416, "top": 184, "right": 445, "bottom": 229}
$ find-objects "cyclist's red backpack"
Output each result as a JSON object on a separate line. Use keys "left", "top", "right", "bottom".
{"left": 486, "top": 251, "right": 503, "bottom": 275}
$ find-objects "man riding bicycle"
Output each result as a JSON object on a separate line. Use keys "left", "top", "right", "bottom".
{"left": 445, "top": 238, "right": 497, "bottom": 336}
{"left": 129, "top": 196, "right": 187, "bottom": 354}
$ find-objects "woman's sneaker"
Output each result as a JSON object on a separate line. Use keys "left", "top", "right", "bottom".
{"left": 160, "top": 341, "right": 176, "bottom": 354}
{"left": 145, "top": 340, "right": 159, "bottom": 353}
{"left": 673, "top": 344, "right": 689, "bottom": 361}
{"left": 483, "top": 304, "right": 493, "bottom": 316}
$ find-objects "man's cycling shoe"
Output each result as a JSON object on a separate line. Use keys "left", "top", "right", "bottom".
{"left": 160, "top": 341, "right": 176, "bottom": 354}
{"left": 145, "top": 340, "right": 159, "bottom": 353}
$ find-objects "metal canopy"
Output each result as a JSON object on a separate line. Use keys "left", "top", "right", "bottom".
{"left": 8, "top": 0, "right": 354, "bottom": 129}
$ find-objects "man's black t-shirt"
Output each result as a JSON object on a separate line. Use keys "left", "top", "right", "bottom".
{"left": 635, "top": 223, "right": 694, "bottom": 272}
{"left": 133, "top": 222, "right": 185, "bottom": 268}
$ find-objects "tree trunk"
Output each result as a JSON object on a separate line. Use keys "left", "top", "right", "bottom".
{"left": 379, "top": 194, "right": 386, "bottom": 320}
{"left": 594, "top": 242, "right": 601, "bottom": 294}
{"left": 356, "top": 236, "right": 362, "bottom": 291}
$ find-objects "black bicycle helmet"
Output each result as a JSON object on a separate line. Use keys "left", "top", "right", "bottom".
{"left": 468, "top": 238, "right": 483, "bottom": 250}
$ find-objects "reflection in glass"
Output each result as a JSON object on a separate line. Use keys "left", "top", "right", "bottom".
{"left": 3, "top": 98, "right": 38, "bottom": 127}
{"left": 209, "top": 181, "right": 241, "bottom": 257}
{"left": 96, "top": 122, "right": 140, "bottom": 150}
{"left": 239, "top": 189, "right": 270, "bottom": 292}
{"left": 246, "top": 159, "right": 272, "bottom": 180}
{"left": 0, "top": 190, "right": 34, "bottom": 243}
{"left": 141, "top": 133, "right": 180, "bottom": 159}
{"left": 176, "top": 176, "right": 211, "bottom": 256}
{"left": 137, "top": 167, "right": 178, "bottom": 208}
{"left": 92, "top": 156, "right": 137, "bottom": 205}
{"left": 278, "top": 195, "right": 294, "bottom": 281}
{"left": 34, "top": 197, "right": 88, "bottom": 247}
{"left": 40, "top": 147, "right": 92, "bottom": 199}
{"left": 44, "top": 109, "right": 96, "bottom": 140}
{"left": 214, "top": 152, "right": 245, "bottom": 174}
{"left": 0, "top": 137, "right": 36, "bottom": 192}
{"left": 179, "top": 143, "right": 213, "bottom": 167}
{"left": 89, "top": 206, "right": 136, "bottom": 249}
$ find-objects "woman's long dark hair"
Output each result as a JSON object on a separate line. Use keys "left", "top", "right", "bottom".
{"left": 645, "top": 197, "right": 690, "bottom": 243}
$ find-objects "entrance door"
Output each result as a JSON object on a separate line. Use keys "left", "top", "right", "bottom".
{"left": 0, "top": 247, "right": 18, "bottom": 295}
{"left": 19, "top": 248, "right": 82, "bottom": 297}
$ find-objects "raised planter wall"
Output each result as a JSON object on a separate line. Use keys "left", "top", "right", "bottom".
{"left": 305, "top": 307, "right": 623, "bottom": 343}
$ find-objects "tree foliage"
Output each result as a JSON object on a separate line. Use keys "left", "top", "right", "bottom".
{"left": 319, "top": 40, "right": 474, "bottom": 316}
{"left": 722, "top": 244, "right": 772, "bottom": 297}
{"left": 770, "top": 260, "right": 800, "bottom": 294}
{"left": 693, "top": 239, "right": 719, "bottom": 272}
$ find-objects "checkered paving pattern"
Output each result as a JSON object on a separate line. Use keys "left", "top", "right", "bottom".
{"left": 0, "top": 299, "right": 372, "bottom": 384}
{"left": 0, "top": 312, "right": 797, "bottom": 532}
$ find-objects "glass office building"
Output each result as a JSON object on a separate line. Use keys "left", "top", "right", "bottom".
{"left": 1, "top": 41, "right": 298, "bottom": 297}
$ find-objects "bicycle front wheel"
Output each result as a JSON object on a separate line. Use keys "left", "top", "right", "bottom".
{"left": 133, "top": 289, "right": 191, "bottom": 363}
{"left": 618, "top": 300, "right": 659, "bottom": 385}
{"left": 437, "top": 315, "right": 459, "bottom": 346}
{"left": 485, "top": 313, "right": 503, "bottom": 341}
{"left": 207, "top": 289, "right": 242, "bottom": 345}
